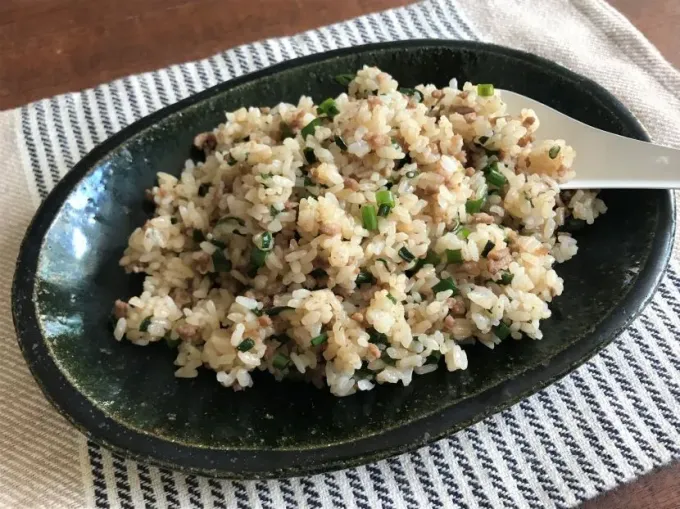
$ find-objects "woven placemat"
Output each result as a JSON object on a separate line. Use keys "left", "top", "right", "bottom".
{"left": 1, "top": 0, "right": 680, "bottom": 507}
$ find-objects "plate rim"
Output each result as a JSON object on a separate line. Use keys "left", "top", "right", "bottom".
{"left": 12, "top": 39, "right": 676, "bottom": 478}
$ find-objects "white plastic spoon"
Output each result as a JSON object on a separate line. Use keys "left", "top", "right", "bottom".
{"left": 498, "top": 90, "right": 680, "bottom": 189}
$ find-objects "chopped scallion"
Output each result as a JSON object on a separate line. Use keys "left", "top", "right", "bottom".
{"left": 405, "top": 169, "right": 418, "bottom": 178}
{"left": 310, "top": 268, "right": 328, "bottom": 278}
{"left": 272, "top": 353, "right": 290, "bottom": 369}
{"left": 398, "top": 247, "right": 415, "bottom": 262}
{"left": 237, "top": 338, "right": 255, "bottom": 352}
{"left": 266, "top": 306, "right": 293, "bottom": 316}
{"left": 368, "top": 328, "right": 388, "bottom": 344}
{"left": 500, "top": 271, "right": 514, "bottom": 285}
{"left": 165, "top": 337, "right": 181, "bottom": 349}
{"left": 481, "top": 241, "right": 495, "bottom": 258}
{"left": 477, "top": 84, "right": 495, "bottom": 97}
{"left": 256, "top": 231, "right": 273, "bottom": 251}
{"left": 192, "top": 229, "right": 205, "bottom": 243}
{"left": 301, "top": 118, "right": 322, "bottom": 139}
{"left": 311, "top": 333, "right": 328, "bottom": 346}
{"left": 399, "top": 87, "right": 424, "bottom": 102}
{"left": 378, "top": 204, "right": 391, "bottom": 217}
{"left": 456, "top": 226, "right": 471, "bottom": 239}
{"left": 217, "top": 216, "right": 246, "bottom": 227}
{"left": 432, "top": 277, "right": 458, "bottom": 295}
{"left": 335, "top": 73, "right": 355, "bottom": 87}
{"left": 446, "top": 249, "right": 464, "bottom": 264}
{"left": 376, "top": 189, "right": 395, "bottom": 208}
{"left": 227, "top": 154, "right": 237, "bottom": 165}
{"left": 493, "top": 321, "right": 511, "bottom": 340}
{"left": 386, "top": 293, "right": 397, "bottom": 304}
{"left": 424, "top": 250, "right": 441, "bottom": 266}
{"left": 549, "top": 145, "right": 561, "bottom": 159}
{"left": 250, "top": 247, "right": 267, "bottom": 270}
{"left": 426, "top": 350, "right": 442, "bottom": 364}
{"left": 211, "top": 240, "right": 227, "bottom": 249}
{"left": 466, "top": 197, "right": 485, "bottom": 214}
{"left": 477, "top": 135, "right": 489, "bottom": 146}
{"left": 317, "top": 98, "right": 340, "bottom": 118}
{"left": 212, "top": 249, "right": 232, "bottom": 272}
{"left": 356, "top": 270, "right": 376, "bottom": 285}
{"left": 486, "top": 168, "right": 507, "bottom": 187}
{"left": 334, "top": 135, "right": 348, "bottom": 150}
{"left": 362, "top": 205, "right": 378, "bottom": 231}
{"left": 377, "top": 258, "right": 389, "bottom": 268}
{"left": 198, "top": 183, "right": 210, "bottom": 197}
{"left": 139, "top": 316, "right": 152, "bottom": 332}
{"left": 303, "top": 147, "right": 317, "bottom": 164}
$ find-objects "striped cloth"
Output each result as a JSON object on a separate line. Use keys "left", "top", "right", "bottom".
{"left": 2, "top": 0, "right": 680, "bottom": 507}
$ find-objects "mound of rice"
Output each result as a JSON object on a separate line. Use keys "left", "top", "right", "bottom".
{"left": 112, "top": 66, "right": 606, "bottom": 396}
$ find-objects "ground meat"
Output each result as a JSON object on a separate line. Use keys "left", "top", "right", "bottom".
{"left": 290, "top": 110, "right": 307, "bottom": 129}
{"left": 113, "top": 300, "right": 128, "bottom": 319}
{"left": 444, "top": 315, "right": 456, "bottom": 330}
{"left": 367, "top": 133, "right": 390, "bottom": 150}
{"left": 487, "top": 248, "right": 512, "bottom": 274}
{"left": 522, "top": 116, "right": 536, "bottom": 127}
{"left": 177, "top": 324, "right": 200, "bottom": 341}
{"left": 431, "top": 90, "right": 443, "bottom": 99}
{"left": 195, "top": 252, "right": 212, "bottom": 275}
{"left": 258, "top": 315, "right": 273, "bottom": 327}
{"left": 319, "top": 223, "right": 341, "bottom": 236}
{"left": 170, "top": 288, "right": 192, "bottom": 309}
{"left": 470, "top": 212, "right": 495, "bottom": 224}
{"left": 366, "top": 343, "right": 381, "bottom": 360}
{"left": 260, "top": 107, "right": 271, "bottom": 114}
{"left": 460, "top": 261, "right": 481, "bottom": 276}
{"left": 517, "top": 134, "right": 532, "bottom": 147}
{"left": 465, "top": 167, "right": 476, "bottom": 177}
{"left": 452, "top": 105, "right": 475, "bottom": 115}
{"left": 193, "top": 132, "right": 217, "bottom": 152}
{"left": 448, "top": 296, "right": 467, "bottom": 316}
{"left": 367, "top": 95, "right": 383, "bottom": 108}
{"left": 351, "top": 312, "right": 364, "bottom": 323}
{"left": 464, "top": 112, "right": 477, "bottom": 123}
{"left": 458, "top": 91, "right": 469, "bottom": 100}
{"left": 343, "top": 177, "right": 360, "bottom": 191}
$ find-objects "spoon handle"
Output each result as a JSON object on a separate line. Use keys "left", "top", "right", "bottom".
{"left": 499, "top": 90, "right": 680, "bottom": 190}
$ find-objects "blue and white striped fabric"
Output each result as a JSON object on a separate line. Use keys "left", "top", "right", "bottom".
{"left": 11, "top": 0, "right": 680, "bottom": 507}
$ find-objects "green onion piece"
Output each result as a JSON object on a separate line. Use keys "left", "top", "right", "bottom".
{"left": 486, "top": 168, "right": 507, "bottom": 187}
{"left": 272, "top": 333, "right": 291, "bottom": 344}
{"left": 311, "top": 333, "right": 328, "bottom": 346}
{"left": 356, "top": 270, "right": 376, "bottom": 285}
{"left": 303, "top": 147, "right": 317, "bottom": 164}
{"left": 258, "top": 231, "right": 273, "bottom": 251}
{"left": 477, "top": 135, "right": 489, "bottom": 146}
{"left": 405, "top": 259, "right": 424, "bottom": 278}
{"left": 481, "top": 241, "right": 495, "bottom": 258}
{"left": 377, "top": 258, "right": 389, "bottom": 268}
{"left": 362, "top": 205, "right": 378, "bottom": 231}
{"left": 368, "top": 328, "right": 388, "bottom": 344}
{"left": 266, "top": 306, "right": 292, "bottom": 316}
{"left": 170, "top": 217, "right": 178, "bottom": 225}
{"left": 334, "top": 135, "right": 348, "bottom": 150}
{"left": 549, "top": 145, "right": 561, "bottom": 159}
{"left": 303, "top": 175, "right": 314, "bottom": 187}
{"left": 252, "top": 309, "right": 264, "bottom": 316}
{"left": 335, "top": 73, "right": 355, "bottom": 86}
{"left": 251, "top": 247, "right": 267, "bottom": 269}
{"left": 405, "top": 169, "right": 418, "bottom": 178}
{"left": 395, "top": 153, "right": 412, "bottom": 170}
{"left": 165, "top": 337, "right": 181, "bottom": 349}
{"left": 432, "top": 277, "right": 458, "bottom": 295}
{"left": 382, "top": 355, "right": 397, "bottom": 366}
{"left": 198, "top": 183, "right": 210, "bottom": 197}
{"left": 237, "top": 338, "right": 255, "bottom": 352}
{"left": 212, "top": 249, "right": 232, "bottom": 272}
{"left": 494, "top": 321, "right": 511, "bottom": 340}
{"left": 280, "top": 121, "right": 295, "bottom": 140}
{"left": 301, "top": 118, "right": 322, "bottom": 139}
{"left": 426, "top": 350, "right": 442, "bottom": 364}
{"left": 424, "top": 250, "right": 441, "bottom": 266}
{"left": 310, "top": 267, "right": 328, "bottom": 278}
{"left": 477, "top": 84, "right": 495, "bottom": 97}
{"left": 211, "top": 240, "right": 227, "bottom": 249}
{"left": 270, "top": 205, "right": 280, "bottom": 217}
{"left": 317, "top": 98, "right": 340, "bottom": 118}
{"left": 466, "top": 197, "right": 486, "bottom": 214}
{"left": 139, "top": 316, "right": 152, "bottom": 332}
{"left": 399, "top": 87, "right": 424, "bottom": 102}
{"left": 217, "top": 216, "right": 246, "bottom": 227}
{"left": 227, "top": 154, "right": 237, "bottom": 165}
{"left": 377, "top": 204, "right": 391, "bottom": 218}
{"left": 446, "top": 249, "right": 464, "bottom": 264}
{"left": 457, "top": 227, "right": 471, "bottom": 239}
{"left": 386, "top": 293, "right": 397, "bottom": 304}
{"left": 500, "top": 271, "right": 514, "bottom": 285}
{"left": 272, "top": 353, "right": 290, "bottom": 369}
{"left": 376, "top": 189, "right": 395, "bottom": 208}
{"left": 398, "top": 247, "right": 415, "bottom": 262}
{"left": 192, "top": 229, "right": 205, "bottom": 243}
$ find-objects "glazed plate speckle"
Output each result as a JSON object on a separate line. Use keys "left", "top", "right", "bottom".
{"left": 12, "top": 40, "right": 675, "bottom": 478}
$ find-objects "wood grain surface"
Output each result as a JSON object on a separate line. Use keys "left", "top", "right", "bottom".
{"left": 1, "top": 0, "right": 679, "bottom": 507}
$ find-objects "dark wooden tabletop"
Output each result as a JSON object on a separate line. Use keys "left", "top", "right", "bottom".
{"left": 1, "top": 1, "right": 679, "bottom": 507}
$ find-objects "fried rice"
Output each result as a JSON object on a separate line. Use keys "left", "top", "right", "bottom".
{"left": 112, "top": 66, "right": 606, "bottom": 396}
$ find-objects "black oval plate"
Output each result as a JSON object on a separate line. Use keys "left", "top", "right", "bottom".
{"left": 12, "top": 40, "right": 675, "bottom": 479}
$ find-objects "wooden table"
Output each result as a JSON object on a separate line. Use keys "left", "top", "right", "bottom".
{"left": 1, "top": 1, "right": 678, "bottom": 507}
